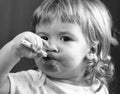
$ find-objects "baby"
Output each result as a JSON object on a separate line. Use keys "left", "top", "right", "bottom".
{"left": 0, "top": 0, "right": 118, "bottom": 94}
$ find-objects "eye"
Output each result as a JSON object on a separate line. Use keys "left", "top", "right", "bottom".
{"left": 60, "top": 36, "right": 72, "bottom": 42}
{"left": 41, "top": 36, "right": 48, "bottom": 40}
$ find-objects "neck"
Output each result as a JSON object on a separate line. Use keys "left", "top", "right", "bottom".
{"left": 47, "top": 75, "right": 90, "bottom": 86}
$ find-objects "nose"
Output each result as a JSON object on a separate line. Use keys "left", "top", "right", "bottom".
{"left": 46, "top": 41, "right": 59, "bottom": 53}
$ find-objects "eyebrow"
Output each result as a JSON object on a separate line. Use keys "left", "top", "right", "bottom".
{"left": 36, "top": 32, "right": 48, "bottom": 36}
{"left": 58, "top": 31, "right": 73, "bottom": 36}
{"left": 36, "top": 30, "right": 73, "bottom": 37}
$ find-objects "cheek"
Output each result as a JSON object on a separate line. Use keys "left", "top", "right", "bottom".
{"left": 63, "top": 45, "right": 89, "bottom": 64}
{"left": 34, "top": 58, "right": 42, "bottom": 68}
{"left": 64, "top": 45, "right": 85, "bottom": 60}
{"left": 62, "top": 51, "right": 82, "bottom": 68}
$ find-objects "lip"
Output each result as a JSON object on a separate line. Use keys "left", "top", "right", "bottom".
{"left": 41, "top": 55, "right": 60, "bottom": 72}
{"left": 43, "top": 55, "right": 58, "bottom": 61}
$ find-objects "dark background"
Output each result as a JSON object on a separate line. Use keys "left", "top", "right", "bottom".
{"left": 0, "top": 0, "right": 120, "bottom": 93}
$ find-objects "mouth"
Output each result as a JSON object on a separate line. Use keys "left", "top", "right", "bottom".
{"left": 43, "top": 55, "right": 57, "bottom": 61}
{"left": 42, "top": 55, "right": 59, "bottom": 71}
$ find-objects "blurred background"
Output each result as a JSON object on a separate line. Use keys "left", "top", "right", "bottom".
{"left": 0, "top": 0, "right": 120, "bottom": 93}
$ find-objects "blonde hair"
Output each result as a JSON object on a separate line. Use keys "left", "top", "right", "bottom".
{"left": 32, "top": 0, "right": 118, "bottom": 92}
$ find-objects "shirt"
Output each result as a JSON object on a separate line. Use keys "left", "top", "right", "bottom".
{"left": 8, "top": 70, "right": 109, "bottom": 94}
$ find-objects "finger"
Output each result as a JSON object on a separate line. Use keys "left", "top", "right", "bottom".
{"left": 42, "top": 39, "right": 49, "bottom": 48}
{"left": 27, "top": 51, "right": 38, "bottom": 58}
{"left": 30, "top": 35, "right": 38, "bottom": 52}
{"left": 20, "top": 39, "right": 37, "bottom": 53}
{"left": 37, "top": 50, "right": 47, "bottom": 57}
{"left": 35, "top": 35, "right": 43, "bottom": 51}
{"left": 21, "top": 39, "right": 32, "bottom": 49}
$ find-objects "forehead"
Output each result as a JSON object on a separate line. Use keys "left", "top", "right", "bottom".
{"left": 35, "top": 19, "right": 81, "bottom": 34}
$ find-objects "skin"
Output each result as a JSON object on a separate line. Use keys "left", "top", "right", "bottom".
{"left": 0, "top": 19, "right": 91, "bottom": 94}
{"left": 0, "top": 32, "right": 48, "bottom": 94}
{"left": 35, "top": 19, "right": 91, "bottom": 85}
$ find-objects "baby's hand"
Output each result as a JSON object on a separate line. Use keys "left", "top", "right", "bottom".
{"left": 11, "top": 31, "right": 48, "bottom": 59}
{"left": 20, "top": 39, "right": 47, "bottom": 57}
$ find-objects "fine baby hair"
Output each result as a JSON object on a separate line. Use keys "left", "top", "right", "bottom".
{"left": 32, "top": 0, "right": 118, "bottom": 91}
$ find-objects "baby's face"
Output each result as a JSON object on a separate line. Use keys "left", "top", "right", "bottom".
{"left": 34, "top": 19, "right": 90, "bottom": 83}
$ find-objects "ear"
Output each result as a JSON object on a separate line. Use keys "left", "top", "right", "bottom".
{"left": 86, "top": 45, "right": 98, "bottom": 60}
{"left": 92, "top": 41, "right": 99, "bottom": 52}
{"left": 86, "top": 51, "right": 95, "bottom": 60}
